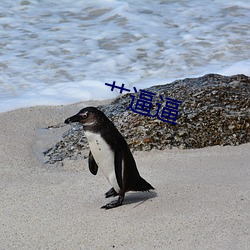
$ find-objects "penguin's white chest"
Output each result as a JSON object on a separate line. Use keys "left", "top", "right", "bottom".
{"left": 84, "top": 131, "right": 120, "bottom": 192}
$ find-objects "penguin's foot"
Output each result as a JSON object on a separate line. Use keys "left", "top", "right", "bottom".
{"left": 105, "top": 187, "right": 118, "bottom": 198}
{"left": 101, "top": 196, "right": 124, "bottom": 209}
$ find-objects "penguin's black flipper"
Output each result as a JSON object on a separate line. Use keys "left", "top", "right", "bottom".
{"left": 114, "top": 146, "right": 124, "bottom": 190}
{"left": 105, "top": 187, "right": 118, "bottom": 198}
{"left": 88, "top": 151, "right": 98, "bottom": 175}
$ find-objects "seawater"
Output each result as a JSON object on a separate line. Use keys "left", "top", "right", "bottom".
{"left": 0, "top": 0, "right": 249, "bottom": 112}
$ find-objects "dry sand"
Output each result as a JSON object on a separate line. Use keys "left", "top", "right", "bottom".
{"left": 0, "top": 101, "right": 249, "bottom": 250}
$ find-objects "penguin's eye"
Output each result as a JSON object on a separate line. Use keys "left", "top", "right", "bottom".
{"left": 79, "top": 112, "right": 88, "bottom": 119}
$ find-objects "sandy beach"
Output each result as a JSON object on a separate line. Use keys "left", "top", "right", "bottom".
{"left": 0, "top": 101, "right": 249, "bottom": 249}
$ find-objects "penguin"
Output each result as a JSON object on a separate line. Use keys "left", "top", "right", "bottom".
{"left": 65, "top": 107, "right": 154, "bottom": 209}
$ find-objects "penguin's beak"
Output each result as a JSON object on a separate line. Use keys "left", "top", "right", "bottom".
{"left": 64, "top": 114, "right": 81, "bottom": 124}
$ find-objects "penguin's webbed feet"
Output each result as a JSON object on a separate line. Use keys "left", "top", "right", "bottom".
{"left": 105, "top": 187, "right": 118, "bottom": 198}
{"left": 101, "top": 196, "right": 124, "bottom": 209}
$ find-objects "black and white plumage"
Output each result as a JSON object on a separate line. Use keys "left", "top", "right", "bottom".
{"left": 65, "top": 107, "right": 154, "bottom": 209}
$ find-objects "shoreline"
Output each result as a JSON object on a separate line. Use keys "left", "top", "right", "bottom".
{"left": 0, "top": 102, "right": 249, "bottom": 249}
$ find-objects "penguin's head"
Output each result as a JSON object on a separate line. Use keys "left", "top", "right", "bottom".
{"left": 65, "top": 107, "right": 109, "bottom": 129}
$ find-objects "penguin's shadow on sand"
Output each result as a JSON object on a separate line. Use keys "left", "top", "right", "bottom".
{"left": 122, "top": 191, "right": 157, "bottom": 208}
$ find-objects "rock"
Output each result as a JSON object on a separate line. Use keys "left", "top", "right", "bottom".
{"left": 43, "top": 74, "right": 250, "bottom": 164}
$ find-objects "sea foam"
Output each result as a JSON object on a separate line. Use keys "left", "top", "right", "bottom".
{"left": 0, "top": 0, "right": 249, "bottom": 112}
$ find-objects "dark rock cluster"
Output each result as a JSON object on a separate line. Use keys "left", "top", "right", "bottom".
{"left": 44, "top": 74, "right": 250, "bottom": 164}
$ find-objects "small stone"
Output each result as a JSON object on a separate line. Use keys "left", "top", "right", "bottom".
{"left": 178, "top": 130, "right": 186, "bottom": 136}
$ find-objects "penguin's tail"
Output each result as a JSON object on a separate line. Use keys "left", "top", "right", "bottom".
{"left": 132, "top": 176, "right": 154, "bottom": 192}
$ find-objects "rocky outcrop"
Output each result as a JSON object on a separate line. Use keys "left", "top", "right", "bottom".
{"left": 44, "top": 74, "right": 250, "bottom": 163}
